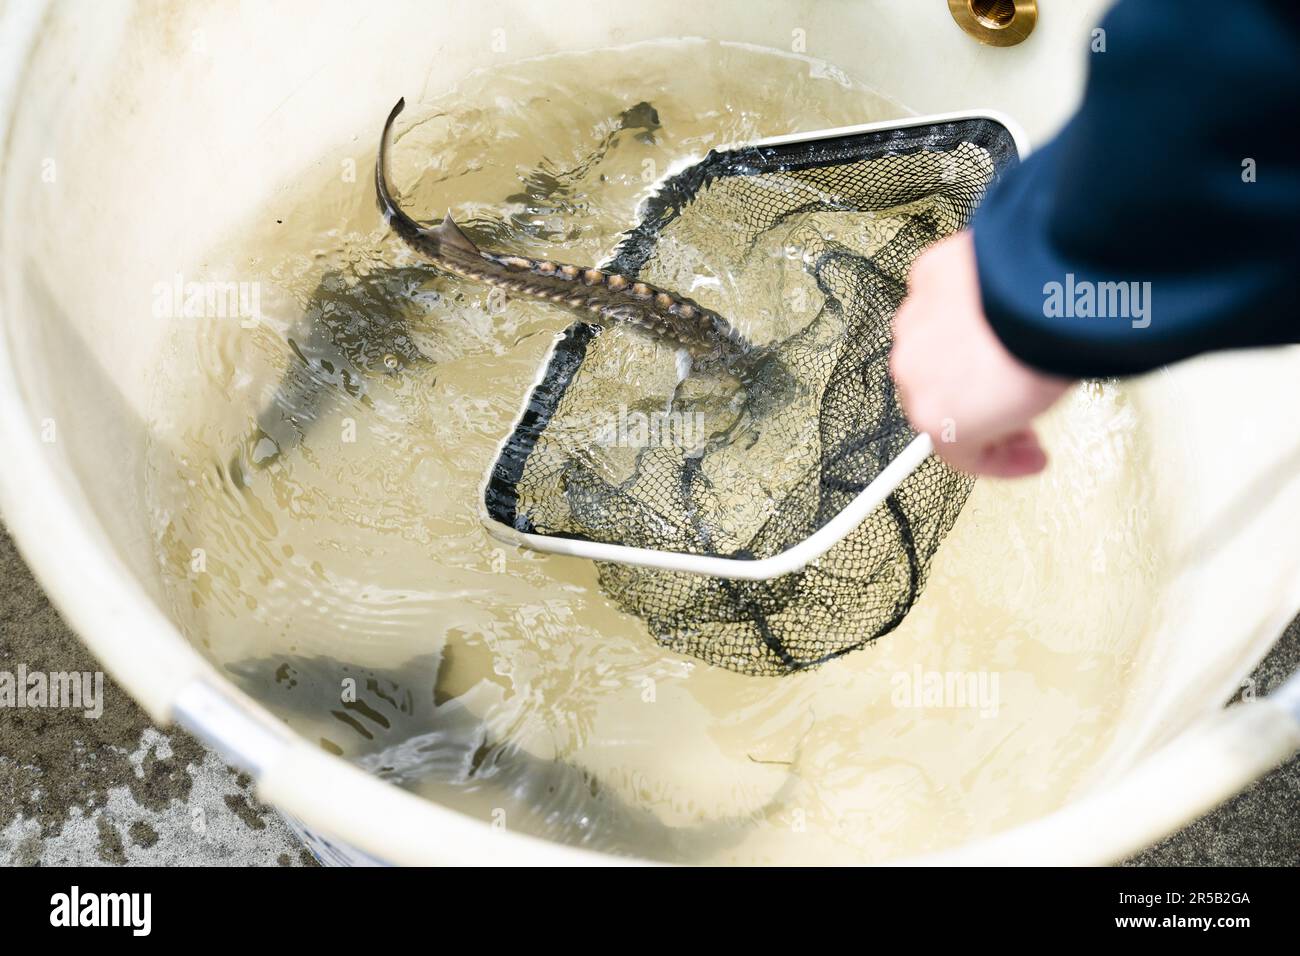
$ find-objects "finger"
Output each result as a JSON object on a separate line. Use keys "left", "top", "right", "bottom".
{"left": 976, "top": 429, "right": 1049, "bottom": 479}
{"left": 891, "top": 295, "right": 917, "bottom": 340}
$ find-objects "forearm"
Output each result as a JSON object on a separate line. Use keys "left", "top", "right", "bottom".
{"left": 972, "top": 0, "right": 1300, "bottom": 379}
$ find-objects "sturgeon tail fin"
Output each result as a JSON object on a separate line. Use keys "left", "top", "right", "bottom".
{"left": 376, "top": 98, "right": 432, "bottom": 245}
{"left": 376, "top": 98, "right": 483, "bottom": 261}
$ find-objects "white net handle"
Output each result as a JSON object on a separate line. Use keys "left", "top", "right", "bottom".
{"left": 484, "top": 433, "right": 935, "bottom": 580}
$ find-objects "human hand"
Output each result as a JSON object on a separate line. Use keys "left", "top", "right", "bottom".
{"left": 890, "top": 231, "right": 1073, "bottom": 478}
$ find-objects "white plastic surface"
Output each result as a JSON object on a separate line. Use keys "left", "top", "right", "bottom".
{"left": 3, "top": 0, "right": 1298, "bottom": 865}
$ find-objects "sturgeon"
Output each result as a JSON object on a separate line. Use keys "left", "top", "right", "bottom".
{"left": 375, "top": 98, "right": 752, "bottom": 360}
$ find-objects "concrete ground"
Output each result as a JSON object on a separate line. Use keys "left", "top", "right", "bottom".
{"left": 0, "top": 524, "right": 1295, "bottom": 866}
{"left": 0, "top": 527, "right": 314, "bottom": 866}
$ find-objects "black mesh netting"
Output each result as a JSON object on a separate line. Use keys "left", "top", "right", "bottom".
{"left": 486, "top": 118, "right": 1019, "bottom": 675}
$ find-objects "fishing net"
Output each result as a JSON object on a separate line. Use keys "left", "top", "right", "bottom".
{"left": 486, "top": 118, "right": 1020, "bottom": 675}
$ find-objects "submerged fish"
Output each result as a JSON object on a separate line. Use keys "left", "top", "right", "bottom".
{"left": 376, "top": 97, "right": 752, "bottom": 360}
{"left": 228, "top": 266, "right": 435, "bottom": 482}
{"left": 501, "top": 99, "right": 662, "bottom": 229}
{"left": 226, "top": 647, "right": 800, "bottom": 862}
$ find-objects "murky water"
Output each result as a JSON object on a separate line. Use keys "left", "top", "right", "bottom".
{"left": 144, "top": 40, "right": 1159, "bottom": 863}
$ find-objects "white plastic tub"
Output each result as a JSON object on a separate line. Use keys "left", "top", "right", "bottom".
{"left": 1, "top": 0, "right": 1297, "bottom": 865}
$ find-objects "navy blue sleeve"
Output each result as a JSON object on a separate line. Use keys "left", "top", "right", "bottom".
{"left": 972, "top": 0, "right": 1300, "bottom": 379}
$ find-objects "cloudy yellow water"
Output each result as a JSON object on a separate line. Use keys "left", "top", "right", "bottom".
{"left": 143, "top": 40, "right": 1159, "bottom": 863}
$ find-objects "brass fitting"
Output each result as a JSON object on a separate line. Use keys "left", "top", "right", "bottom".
{"left": 948, "top": 0, "right": 1038, "bottom": 47}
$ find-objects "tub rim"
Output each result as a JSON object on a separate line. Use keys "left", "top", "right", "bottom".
{"left": 0, "top": 0, "right": 611, "bottom": 868}
{"left": 0, "top": 0, "right": 1296, "bottom": 867}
